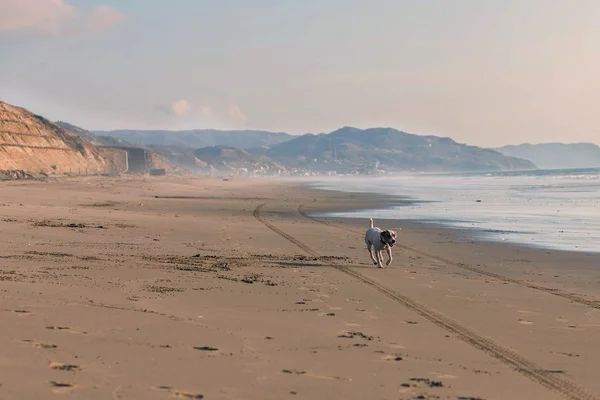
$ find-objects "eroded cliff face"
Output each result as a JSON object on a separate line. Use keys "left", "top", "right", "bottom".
{"left": 0, "top": 101, "right": 118, "bottom": 175}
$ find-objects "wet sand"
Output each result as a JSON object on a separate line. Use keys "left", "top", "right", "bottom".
{"left": 1, "top": 175, "right": 599, "bottom": 400}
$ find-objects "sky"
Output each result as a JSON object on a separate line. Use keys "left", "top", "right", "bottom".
{"left": 1, "top": 0, "right": 599, "bottom": 147}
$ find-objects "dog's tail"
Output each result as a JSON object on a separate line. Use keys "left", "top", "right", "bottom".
{"left": 369, "top": 218, "right": 374, "bottom": 228}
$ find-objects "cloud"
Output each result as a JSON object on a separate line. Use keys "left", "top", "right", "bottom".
{"left": 228, "top": 104, "right": 247, "bottom": 124}
{"left": 171, "top": 99, "right": 191, "bottom": 117}
{"left": 82, "top": 5, "right": 127, "bottom": 34}
{"left": 0, "top": 0, "right": 126, "bottom": 37}
{"left": 154, "top": 100, "right": 214, "bottom": 119}
{"left": 199, "top": 106, "right": 212, "bottom": 117}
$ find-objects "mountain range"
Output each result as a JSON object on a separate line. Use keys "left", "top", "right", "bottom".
{"left": 18, "top": 99, "right": 600, "bottom": 176}
{"left": 94, "top": 129, "right": 292, "bottom": 149}
{"left": 92, "top": 126, "right": 536, "bottom": 173}
{"left": 254, "top": 127, "right": 535, "bottom": 172}
{"left": 95, "top": 127, "right": 536, "bottom": 173}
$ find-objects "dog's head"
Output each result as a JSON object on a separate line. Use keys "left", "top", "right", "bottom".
{"left": 381, "top": 229, "right": 398, "bottom": 247}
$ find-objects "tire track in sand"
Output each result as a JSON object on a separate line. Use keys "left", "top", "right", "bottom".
{"left": 254, "top": 204, "right": 598, "bottom": 400}
{"left": 298, "top": 205, "right": 600, "bottom": 311}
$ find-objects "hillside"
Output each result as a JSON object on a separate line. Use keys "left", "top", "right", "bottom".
{"left": 95, "top": 129, "right": 293, "bottom": 149}
{"left": 147, "top": 145, "right": 207, "bottom": 169}
{"left": 0, "top": 101, "right": 120, "bottom": 175}
{"left": 262, "top": 127, "right": 536, "bottom": 172}
{"left": 495, "top": 143, "right": 600, "bottom": 169}
{"left": 194, "top": 146, "right": 285, "bottom": 174}
{"left": 56, "top": 121, "right": 135, "bottom": 148}
{"left": 56, "top": 121, "right": 176, "bottom": 174}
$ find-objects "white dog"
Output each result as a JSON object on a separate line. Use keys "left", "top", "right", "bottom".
{"left": 365, "top": 218, "right": 398, "bottom": 268}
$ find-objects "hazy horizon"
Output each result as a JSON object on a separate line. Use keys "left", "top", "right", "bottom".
{"left": 1, "top": 0, "right": 599, "bottom": 147}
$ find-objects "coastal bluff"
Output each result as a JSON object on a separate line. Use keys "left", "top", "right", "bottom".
{"left": 0, "top": 101, "right": 124, "bottom": 176}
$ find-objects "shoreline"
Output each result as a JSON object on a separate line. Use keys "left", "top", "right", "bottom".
{"left": 294, "top": 179, "right": 600, "bottom": 255}
{"left": 1, "top": 175, "right": 599, "bottom": 399}
{"left": 300, "top": 185, "right": 599, "bottom": 264}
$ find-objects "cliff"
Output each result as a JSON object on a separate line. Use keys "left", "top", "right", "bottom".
{"left": 0, "top": 101, "right": 118, "bottom": 175}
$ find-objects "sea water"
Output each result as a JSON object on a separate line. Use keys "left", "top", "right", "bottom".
{"left": 309, "top": 168, "right": 600, "bottom": 253}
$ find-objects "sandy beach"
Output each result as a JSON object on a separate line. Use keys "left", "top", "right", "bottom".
{"left": 1, "top": 176, "right": 599, "bottom": 400}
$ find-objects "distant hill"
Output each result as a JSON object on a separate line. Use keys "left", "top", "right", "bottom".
{"left": 72, "top": 124, "right": 541, "bottom": 174}
{"left": 95, "top": 129, "right": 294, "bottom": 149}
{"left": 146, "top": 145, "right": 205, "bottom": 168}
{"left": 56, "top": 121, "right": 136, "bottom": 148}
{"left": 495, "top": 143, "right": 600, "bottom": 169}
{"left": 260, "top": 127, "right": 536, "bottom": 172}
{"left": 194, "top": 146, "right": 285, "bottom": 173}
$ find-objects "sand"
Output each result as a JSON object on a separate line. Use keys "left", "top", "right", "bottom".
{"left": 1, "top": 175, "right": 599, "bottom": 400}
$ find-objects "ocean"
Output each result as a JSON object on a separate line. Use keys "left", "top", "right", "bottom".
{"left": 308, "top": 168, "right": 600, "bottom": 253}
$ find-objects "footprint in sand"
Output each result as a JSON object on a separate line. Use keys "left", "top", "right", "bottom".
{"left": 586, "top": 310, "right": 600, "bottom": 323}
{"left": 26, "top": 341, "right": 58, "bottom": 350}
{"left": 13, "top": 310, "right": 34, "bottom": 316}
{"left": 155, "top": 386, "right": 204, "bottom": 399}
{"left": 446, "top": 295, "right": 473, "bottom": 301}
{"left": 282, "top": 370, "right": 349, "bottom": 381}
{"left": 318, "top": 312, "right": 336, "bottom": 317}
{"left": 46, "top": 326, "right": 87, "bottom": 335}
{"left": 176, "top": 392, "right": 205, "bottom": 399}
{"left": 49, "top": 362, "right": 81, "bottom": 372}
{"left": 49, "top": 381, "right": 75, "bottom": 394}
{"left": 431, "top": 372, "right": 457, "bottom": 379}
{"left": 382, "top": 354, "right": 404, "bottom": 361}
{"left": 193, "top": 346, "right": 219, "bottom": 352}
{"left": 518, "top": 310, "right": 540, "bottom": 316}
{"left": 388, "top": 344, "right": 407, "bottom": 350}
{"left": 346, "top": 298, "right": 362, "bottom": 304}
{"left": 416, "top": 283, "right": 434, "bottom": 289}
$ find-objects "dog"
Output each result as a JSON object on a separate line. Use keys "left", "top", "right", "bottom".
{"left": 365, "top": 218, "right": 399, "bottom": 268}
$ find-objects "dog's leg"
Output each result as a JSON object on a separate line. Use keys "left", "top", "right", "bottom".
{"left": 366, "top": 242, "right": 377, "bottom": 265}
{"left": 375, "top": 249, "right": 383, "bottom": 268}
{"left": 385, "top": 246, "right": 393, "bottom": 267}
